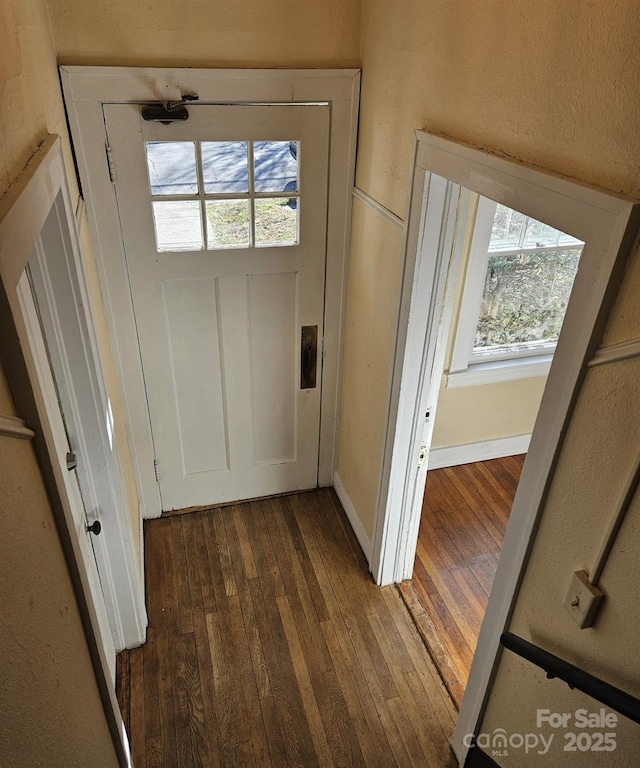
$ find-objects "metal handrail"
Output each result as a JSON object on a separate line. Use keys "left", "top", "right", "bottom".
{"left": 500, "top": 632, "right": 640, "bottom": 725}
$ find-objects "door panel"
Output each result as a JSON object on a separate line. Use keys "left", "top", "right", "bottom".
{"left": 163, "top": 278, "right": 228, "bottom": 474}
{"left": 248, "top": 271, "right": 297, "bottom": 465}
{"left": 104, "top": 104, "right": 329, "bottom": 509}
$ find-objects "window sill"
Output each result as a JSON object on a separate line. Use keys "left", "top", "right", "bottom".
{"left": 446, "top": 354, "right": 552, "bottom": 388}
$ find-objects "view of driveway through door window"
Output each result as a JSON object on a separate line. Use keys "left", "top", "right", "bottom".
{"left": 145, "top": 140, "right": 300, "bottom": 251}
{"left": 104, "top": 104, "right": 329, "bottom": 510}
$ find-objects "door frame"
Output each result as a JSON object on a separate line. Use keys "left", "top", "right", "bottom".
{"left": 371, "top": 131, "right": 640, "bottom": 763}
{"left": 61, "top": 66, "right": 361, "bottom": 518}
{"left": 0, "top": 134, "right": 133, "bottom": 766}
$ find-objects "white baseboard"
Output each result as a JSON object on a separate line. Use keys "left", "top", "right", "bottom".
{"left": 333, "top": 471, "right": 373, "bottom": 564}
{"left": 428, "top": 433, "right": 531, "bottom": 470}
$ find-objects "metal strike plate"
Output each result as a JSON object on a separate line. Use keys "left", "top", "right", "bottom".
{"left": 301, "top": 326, "right": 318, "bottom": 389}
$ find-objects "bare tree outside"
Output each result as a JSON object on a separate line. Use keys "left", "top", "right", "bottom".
{"left": 473, "top": 204, "right": 583, "bottom": 352}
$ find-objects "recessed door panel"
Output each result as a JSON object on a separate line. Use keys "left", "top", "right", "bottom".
{"left": 248, "top": 271, "right": 297, "bottom": 466}
{"left": 163, "top": 278, "right": 228, "bottom": 475}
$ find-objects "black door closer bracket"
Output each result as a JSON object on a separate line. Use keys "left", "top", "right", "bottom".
{"left": 141, "top": 94, "right": 199, "bottom": 124}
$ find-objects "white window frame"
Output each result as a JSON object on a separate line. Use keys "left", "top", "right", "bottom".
{"left": 448, "top": 195, "right": 583, "bottom": 388}
{"left": 60, "top": 67, "right": 360, "bottom": 518}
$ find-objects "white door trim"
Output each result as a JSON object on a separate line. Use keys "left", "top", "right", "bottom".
{"left": 0, "top": 134, "right": 132, "bottom": 766}
{"left": 60, "top": 66, "right": 360, "bottom": 518}
{"left": 371, "top": 131, "right": 640, "bottom": 764}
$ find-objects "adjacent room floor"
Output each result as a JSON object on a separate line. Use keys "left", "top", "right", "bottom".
{"left": 116, "top": 488, "right": 457, "bottom": 767}
{"left": 398, "top": 456, "right": 525, "bottom": 708}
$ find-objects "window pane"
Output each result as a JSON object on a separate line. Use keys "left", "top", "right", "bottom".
{"left": 146, "top": 142, "right": 198, "bottom": 195}
{"left": 490, "top": 203, "right": 583, "bottom": 251}
{"left": 473, "top": 247, "right": 582, "bottom": 350}
{"left": 255, "top": 198, "right": 298, "bottom": 246}
{"left": 254, "top": 141, "right": 298, "bottom": 194}
{"left": 490, "top": 205, "right": 526, "bottom": 250}
{"left": 523, "top": 218, "right": 562, "bottom": 248}
{"left": 202, "top": 142, "right": 249, "bottom": 194}
{"left": 205, "top": 200, "right": 250, "bottom": 248}
{"left": 152, "top": 201, "right": 203, "bottom": 251}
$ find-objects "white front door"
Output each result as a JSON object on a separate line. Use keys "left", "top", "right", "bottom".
{"left": 104, "top": 104, "right": 329, "bottom": 510}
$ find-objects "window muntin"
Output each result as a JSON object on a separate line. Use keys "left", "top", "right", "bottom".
{"left": 145, "top": 140, "right": 300, "bottom": 252}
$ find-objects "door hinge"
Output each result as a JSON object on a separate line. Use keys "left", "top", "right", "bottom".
{"left": 105, "top": 144, "right": 116, "bottom": 183}
{"left": 153, "top": 459, "right": 160, "bottom": 482}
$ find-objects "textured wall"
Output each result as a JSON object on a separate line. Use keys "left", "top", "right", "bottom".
{"left": 0, "top": 0, "right": 74, "bottom": 197}
{"left": 48, "top": 0, "right": 362, "bottom": 68}
{"left": 356, "top": 0, "right": 640, "bottom": 216}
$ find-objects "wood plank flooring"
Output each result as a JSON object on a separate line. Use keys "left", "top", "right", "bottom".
{"left": 116, "top": 488, "right": 457, "bottom": 767}
{"left": 398, "top": 456, "right": 525, "bottom": 709}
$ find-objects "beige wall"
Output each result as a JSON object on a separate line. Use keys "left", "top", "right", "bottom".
{"left": 48, "top": 0, "right": 362, "bottom": 68}
{"left": 432, "top": 377, "right": 545, "bottom": 449}
{"left": 337, "top": 0, "right": 640, "bottom": 545}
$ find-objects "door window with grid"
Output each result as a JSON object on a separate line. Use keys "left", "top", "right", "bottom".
{"left": 145, "top": 140, "right": 300, "bottom": 251}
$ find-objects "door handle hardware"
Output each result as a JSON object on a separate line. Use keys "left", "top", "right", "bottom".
{"left": 301, "top": 326, "right": 318, "bottom": 389}
{"left": 66, "top": 452, "right": 78, "bottom": 471}
{"left": 86, "top": 520, "right": 102, "bottom": 536}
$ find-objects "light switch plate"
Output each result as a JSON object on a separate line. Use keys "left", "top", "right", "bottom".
{"left": 564, "top": 570, "right": 605, "bottom": 629}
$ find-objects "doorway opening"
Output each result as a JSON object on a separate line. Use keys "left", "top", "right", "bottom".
{"left": 369, "top": 132, "right": 639, "bottom": 763}
{"left": 399, "top": 195, "right": 584, "bottom": 706}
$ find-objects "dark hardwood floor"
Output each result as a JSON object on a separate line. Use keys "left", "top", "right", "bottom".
{"left": 116, "top": 488, "right": 457, "bottom": 767}
{"left": 398, "top": 455, "right": 525, "bottom": 708}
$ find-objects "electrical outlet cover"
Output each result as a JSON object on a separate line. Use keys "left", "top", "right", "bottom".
{"left": 564, "top": 570, "right": 605, "bottom": 629}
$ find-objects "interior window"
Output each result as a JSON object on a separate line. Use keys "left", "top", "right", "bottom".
{"left": 450, "top": 197, "right": 584, "bottom": 382}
